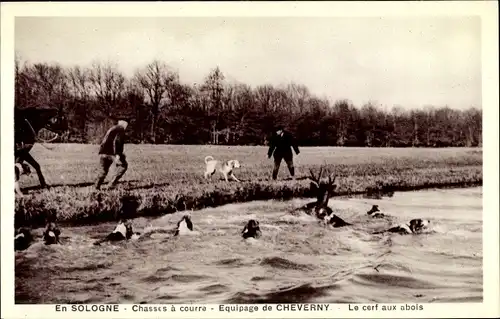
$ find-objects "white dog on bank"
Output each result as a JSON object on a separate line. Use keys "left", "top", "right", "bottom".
{"left": 204, "top": 155, "right": 241, "bottom": 182}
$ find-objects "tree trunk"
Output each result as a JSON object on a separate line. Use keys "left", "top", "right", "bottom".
{"left": 151, "top": 114, "right": 156, "bottom": 143}
{"left": 412, "top": 121, "right": 419, "bottom": 147}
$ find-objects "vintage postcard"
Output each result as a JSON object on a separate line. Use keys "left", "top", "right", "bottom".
{"left": 1, "top": 1, "right": 498, "bottom": 319}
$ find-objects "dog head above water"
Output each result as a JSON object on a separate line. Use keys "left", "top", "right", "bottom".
{"left": 367, "top": 205, "right": 380, "bottom": 215}
{"left": 43, "top": 222, "right": 61, "bottom": 245}
{"left": 367, "top": 205, "right": 385, "bottom": 218}
{"left": 409, "top": 219, "right": 431, "bottom": 233}
{"left": 315, "top": 207, "right": 331, "bottom": 223}
{"left": 314, "top": 206, "right": 352, "bottom": 228}
{"left": 114, "top": 219, "right": 134, "bottom": 239}
{"left": 15, "top": 228, "right": 34, "bottom": 251}
{"left": 175, "top": 215, "right": 194, "bottom": 236}
{"left": 94, "top": 219, "right": 137, "bottom": 246}
{"left": 242, "top": 219, "right": 262, "bottom": 239}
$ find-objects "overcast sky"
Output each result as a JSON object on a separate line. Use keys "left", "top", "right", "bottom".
{"left": 15, "top": 16, "right": 481, "bottom": 110}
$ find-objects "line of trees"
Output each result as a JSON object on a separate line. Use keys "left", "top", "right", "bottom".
{"left": 15, "top": 57, "right": 482, "bottom": 147}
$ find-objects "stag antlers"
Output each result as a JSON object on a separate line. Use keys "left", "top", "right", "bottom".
{"left": 308, "top": 166, "right": 336, "bottom": 187}
{"left": 308, "top": 167, "right": 323, "bottom": 187}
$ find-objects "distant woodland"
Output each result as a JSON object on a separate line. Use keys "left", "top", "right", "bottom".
{"left": 15, "top": 58, "right": 482, "bottom": 147}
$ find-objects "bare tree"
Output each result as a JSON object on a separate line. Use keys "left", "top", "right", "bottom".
{"left": 88, "top": 61, "right": 126, "bottom": 118}
{"left": 67, "top": 66, "right": 92, "bottom": 141}
{"left": 15, "top": 54, "right": 29, "bottom": 108}
{"left": 13, "top": 58, "right": 483, "bottom": 147}
{"left": 134, "top": 60, "right": 178, "bottom": 143}
{"left": 286, "top": 82, "right": 311, "bottom": 114}
{"left": 68, "top": 66, "right": 91, "bottom": 100}
{"left": 200, "top": 66, "right": 225, "bottom": 144}
{"left": 254, "top": 85, "right": 274, "bottom": 113}
{"left": 221, "top": 82, "right": 253, "bottom": 143}
{"left": 332, "top": 100, "right": 352, "bottom": 146}
{"left": 17, "top": 62, "right": 68, "bottom": 109}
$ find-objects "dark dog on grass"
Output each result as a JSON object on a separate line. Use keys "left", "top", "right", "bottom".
{"left": 242, "top": 219, "right": 262, "bottom": 239}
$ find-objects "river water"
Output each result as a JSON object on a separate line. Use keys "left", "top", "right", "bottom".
{"left": 15, "top": 187, "right": 482, "bottom": 304}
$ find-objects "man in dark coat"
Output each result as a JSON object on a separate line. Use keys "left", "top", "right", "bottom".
{"left": 95, "top": 120, "right": 129, "bottom": 190}
{"left": 267, "top": 126, "right": 300, "bottom": 180}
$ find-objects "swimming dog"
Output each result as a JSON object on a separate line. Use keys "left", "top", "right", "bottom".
{"left": 15, "top": 162, "right": 31, "bottom": 196}
{"left": 367, "top": 205, "right": 385, "bottom": 218}
{"left": 374, "top": 218, "right": 431, "bottom": 235}
{"left": 174, "top": 215, "right": 194, "bottom": 236}
{"left": 15, "top": 228, "right": 34, "bottom": 251}
{"left": 204, "top": 156, "right": 241, "bottom": 182}
{"left": 93, "top": 219, "right": 140, "bottom": 245}
{"left": 43, "top": 221, "right": 61, "bottom": 245}
{"left": 242, "top": 219, "right": 262, "bottom": 239}
{"left": 316, "top": 207, "right": 352, "bottom": 228}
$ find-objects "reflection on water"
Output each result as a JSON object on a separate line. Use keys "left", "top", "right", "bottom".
{"left": 15, "top": 187, "right": 482, "bottom": 304}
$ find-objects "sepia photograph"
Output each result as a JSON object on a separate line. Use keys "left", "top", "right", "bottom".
{"left": 1, "top": 1, "right": 498, "bottom": 318}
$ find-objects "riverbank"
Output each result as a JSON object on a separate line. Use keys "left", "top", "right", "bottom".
{"left": 14, "top": 145, "right": 482, "bottom": 228}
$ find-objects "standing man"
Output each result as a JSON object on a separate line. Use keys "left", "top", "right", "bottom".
{"left": 95, "top": 120, "right": 129, "bottom": 190}
{"left": 267, "top": 125, "right": 300, "bottom": 180}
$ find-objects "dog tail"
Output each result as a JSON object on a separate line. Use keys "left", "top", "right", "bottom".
{"left": 204, "top": 156, "right": 214, "bottom": 164}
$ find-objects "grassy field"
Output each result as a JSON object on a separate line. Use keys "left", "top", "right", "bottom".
{"left": 15, "top": 144, "right": 482, "bottom": 228}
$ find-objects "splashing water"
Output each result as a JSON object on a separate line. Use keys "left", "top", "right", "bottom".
{"left": 15, "top": 187, "right": 482, "bottom": 304}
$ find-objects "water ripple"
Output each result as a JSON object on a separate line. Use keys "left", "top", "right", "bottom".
{"left": 15, "top": 187, "right": 482, "bottom": 304}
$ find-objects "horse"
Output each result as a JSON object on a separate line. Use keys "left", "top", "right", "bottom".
{"left": 15, "top": 107, "right": 68, "bottom": 189}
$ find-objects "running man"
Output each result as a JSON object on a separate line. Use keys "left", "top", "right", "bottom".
{"left": 95, "top": 120, "right": 129, "bottom": 190}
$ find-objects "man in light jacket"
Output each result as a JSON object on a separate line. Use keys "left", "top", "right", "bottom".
{"left": 95, "top": 120, "right": 129, "bottom": 190}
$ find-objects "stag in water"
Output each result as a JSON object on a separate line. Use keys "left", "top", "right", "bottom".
{"left": 296, "top": 166, "right": 351, "bottom": 228}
